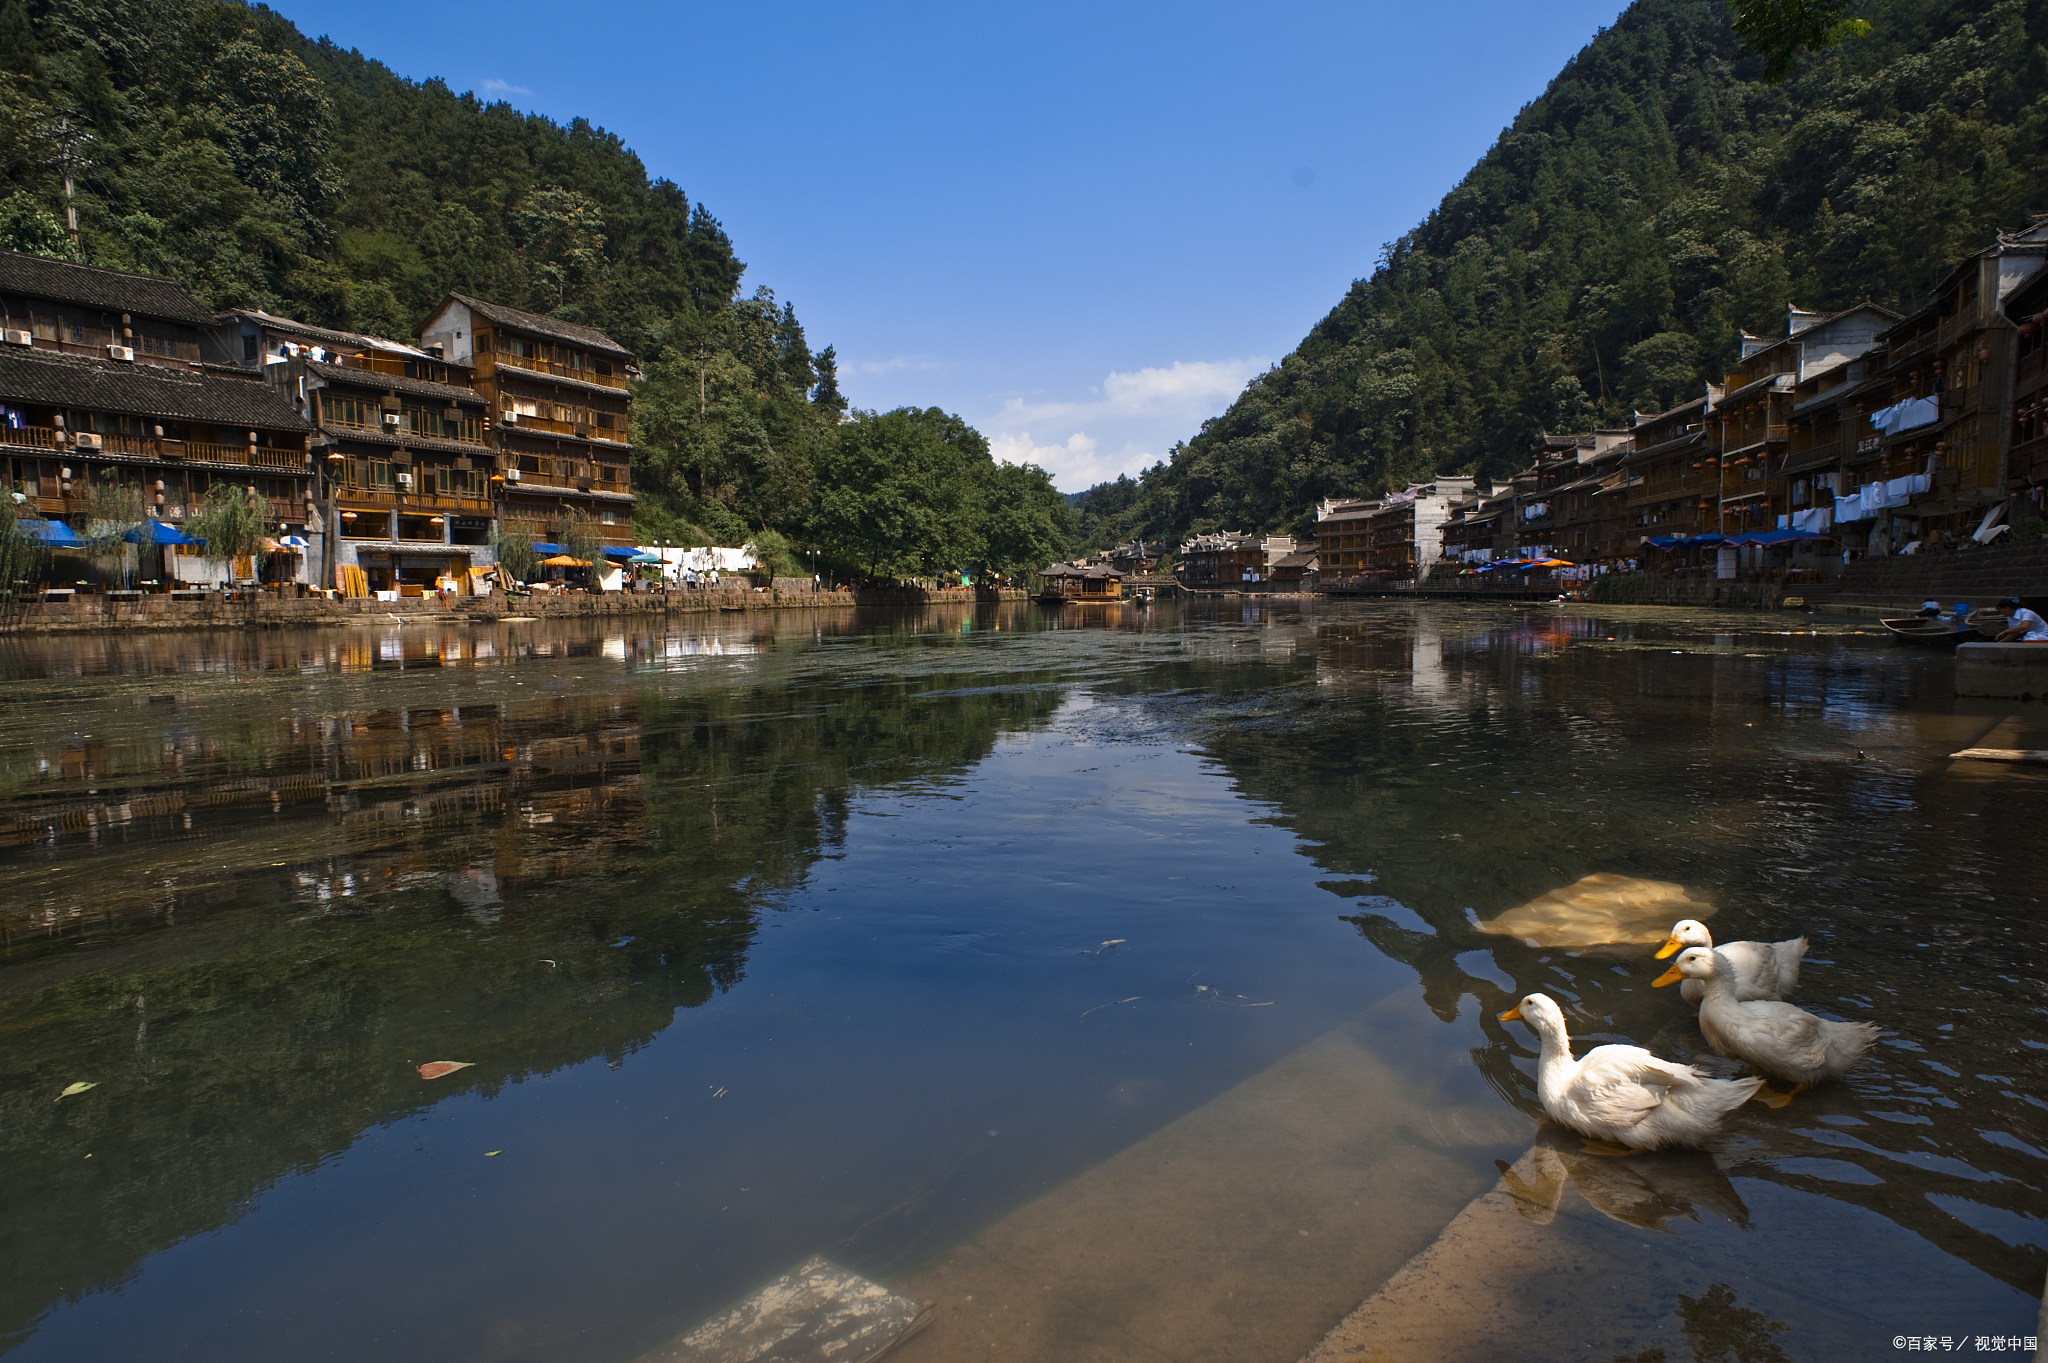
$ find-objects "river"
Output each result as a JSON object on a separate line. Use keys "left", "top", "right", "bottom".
{"left": 0, "top": 600, "right": 2040, "bottom": 1361}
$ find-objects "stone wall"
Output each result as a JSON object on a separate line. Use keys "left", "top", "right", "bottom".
{"left": 1821, "top": 537, "right": 2048, "bottom": 610}
{"left": 2, "top": 585, "right": 1029, "bottom": 634}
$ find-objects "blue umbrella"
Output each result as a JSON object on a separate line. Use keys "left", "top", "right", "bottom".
{"left": 19, "top": 519, "right": 84, "bottom": 547}
{"left": 126, "top": 520, "right": 201, "bottom": 546}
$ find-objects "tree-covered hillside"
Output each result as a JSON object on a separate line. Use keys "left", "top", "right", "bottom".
{"left": 1076, "top": 0, "right": 2048, "bottom": 549}
{"left": 0, "top": 0, "right": 1071, "bottom": 571}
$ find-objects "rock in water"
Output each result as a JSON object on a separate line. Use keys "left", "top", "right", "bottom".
{"left": 1474, "top": 874, "right": 1713, "bottom": 949}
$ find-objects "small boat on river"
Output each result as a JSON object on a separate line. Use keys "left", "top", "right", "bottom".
{"left": 1879, "top": 615, "right": 1976, "bottom": 646}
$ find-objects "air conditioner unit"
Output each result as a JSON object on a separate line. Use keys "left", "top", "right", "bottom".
{"left": 2, "top": 329, "right": 30, "bottom": 346}
{"left": 505, "top": 468, "right": 521, "bottom": 482}
{"left": 397, "top": 472, "right": 414, "bottom": 489}
{"left": 74, "top": 433, "right": 103, "bottom": 450}
{"left": 501, "top": 411, "right": 517, "bottom": 423}
{"left": 107, "top": 345, "right": 134, "bottom": 362}
{"left": 382, "top": 411, "right": 401, "bottom": 427}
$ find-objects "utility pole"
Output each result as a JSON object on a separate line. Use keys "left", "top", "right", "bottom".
{"left": 41, "top": 114, "right": 93, "bottom": 248}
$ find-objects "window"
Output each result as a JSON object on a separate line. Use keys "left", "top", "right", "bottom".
{"left": 475, "top": 332, "right": 492, "bottom": 353}
{"left": 31, "top": 313, "right": 57, "bottom": 341}
{"left": 601, "top": 510, "right": 615, "bottom": 525}
{"left": 368, "top": 460, "right": 394, "bottom": 490}
{"left": 242, "top": 334, "right": 257, "bottom": 362}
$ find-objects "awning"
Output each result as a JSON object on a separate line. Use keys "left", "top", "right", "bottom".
{"left": 126, "top": 520, "right": 200, "bottom": 546}
{"left": 1722, "top": 528, "right": 1831, "bottom": 547}
{"left": 1644, "top": 534, "right": 1729, "bottom": 550}
{"left": 278, "top": 535, "right": 310, "bottom": 550}
{"left": 602, "top": 546, "right": 639, "bottom": 560}
{"left": 19, "top": 519, "right": 84, "bottom": 547}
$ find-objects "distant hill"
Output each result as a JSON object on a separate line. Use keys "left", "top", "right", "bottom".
{"left": 1074, "top": 0, "right": 2048, "bottom": 548}
{"left": 0, "top": 0, "right": 741, "bottom": 359}
{"left": 0, "top": 1, "right": 1072, "bottom": 565}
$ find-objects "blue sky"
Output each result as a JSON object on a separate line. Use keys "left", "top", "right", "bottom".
{"left": 271, "top": 0, "right": 1629, "bottom": 491}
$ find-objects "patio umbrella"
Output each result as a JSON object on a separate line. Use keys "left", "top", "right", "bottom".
{"left": 627, "top": 552, "right": 664, "bottom": 563}
{"left": 20, "top": 519, "right": 84, "bottom": 546}
{"left": 126, "top": 520, "right": 200, "bottom": 545}
{"left": 541, "top": 554, "right": 589, "bottom": 567}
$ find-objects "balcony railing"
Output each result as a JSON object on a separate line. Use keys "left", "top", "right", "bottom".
{"left": 2, "top": 425, "right": 306, "bottom": 469}
{"left": 1, "top": 425, "right": 60, "bottom": 450}
{"left": 504, "top": 471, "right": 631, "bottom": 497}
{"left": 325, "top": 416, "right": 489, "bottom": 448}
{"left": 499, "top": 411, "right": 630, "bottom": 443}
{"left": 492, "top": 351, "right": 630, "bottom": 390}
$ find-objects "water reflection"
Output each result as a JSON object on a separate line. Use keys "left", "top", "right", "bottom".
{"left": 0, "top": 600, "right": 2040, "bottom": 1360}
{"left": 1207, "top": 602, "right": 2048, "bottom": 1299}
{"left": 0, "top": 610, "right": 1073, "bottom": 1351}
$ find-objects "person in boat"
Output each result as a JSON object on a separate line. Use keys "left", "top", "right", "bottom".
{"left": 1994, "top": 598, "right": 2048, "bottom": 642}
{"left": 1916, "top": 600, "right": 1942, "bottom": 619}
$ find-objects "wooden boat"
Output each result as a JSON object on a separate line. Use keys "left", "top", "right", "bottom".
{"left": 1879, "top": 615, "right": 1974, "bottom": 646}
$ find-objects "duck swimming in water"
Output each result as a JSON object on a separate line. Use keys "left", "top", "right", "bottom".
{"left": 1654, "top": 947, "right": 1878, "bottom": 1104}
{"left": 1654, "top": 918, "right": 1807, "bottom": 1006}
{"left": 1499, "top": 993, "right": 1763, "bottom": 1150}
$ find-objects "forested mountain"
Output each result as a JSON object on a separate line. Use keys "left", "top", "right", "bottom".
{"left": 1075, "top": 0, "right": 2048, "bottom": 550}
{"left": 0, "top": 0, "right": 1070, "bottom": 571}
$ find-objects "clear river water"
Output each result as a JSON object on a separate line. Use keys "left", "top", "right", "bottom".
{"left": 0, "top": 599, "right": 2041, "bottom": 1363}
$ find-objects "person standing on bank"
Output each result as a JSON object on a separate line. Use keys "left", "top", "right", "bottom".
{"left": 1994, "top": 598, "right": 2048, "bottom": 642}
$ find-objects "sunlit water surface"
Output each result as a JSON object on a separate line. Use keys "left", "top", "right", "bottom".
{"left": 0, "top": 601, "right": 2041, "bottom": 1361}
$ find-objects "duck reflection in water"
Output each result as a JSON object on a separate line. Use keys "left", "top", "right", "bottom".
{"left": 1497, "top": 1127, "right": 1752, "bottom": 1233}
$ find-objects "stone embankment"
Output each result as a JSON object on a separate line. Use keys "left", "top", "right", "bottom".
{"left": 2, "top": 585, "right": 1029, "bottom": 634}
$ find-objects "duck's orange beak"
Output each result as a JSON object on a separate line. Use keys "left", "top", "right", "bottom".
{"left": 1653, "top": 935, "right": 1684, "bottom": 959}
{"left": 1651, "top": 964, "right": 1684, "bottom": 988}
{"left": 1498, "top": 1005, "right": 1524, "bottom": 1021}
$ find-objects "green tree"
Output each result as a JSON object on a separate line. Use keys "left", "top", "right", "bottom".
{"left": 554, "top": 507, "right": 605, "bottom": 587}
{"left": 811, "top": 407, "right": 990, "bottom": 581}
{"left": 513, "top": 185, "right": 607, "bottom": 311}
{"left": 0, "top": 189, "right": 76, "bottom": 258}
{"left": 1731, "top": 0, "right": 1871, "bottom": 82}
{"left": 183, "top": 481, "right": 270, "bottom": 580}
{"left": 490, "top": 516, "right": 542, "bottom": 584}
{"left": 78, "top": 468, "right": 148, "bottom": 586}
{"left": 977, "top": 462, "right": 1074, "bottom": 576}
{"left": 0, "top": 489, "right": 48, "bottom": 623}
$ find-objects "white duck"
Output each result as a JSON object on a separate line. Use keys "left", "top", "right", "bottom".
{"left": 1654, "top": 918, "right": 1807, "bottom": 1006}
{"left": 1499, "top": 992, "right": 1762, "bottom": 1150}
{"left": 1655, "top": 947, "right": 1878, "bottom": 1102}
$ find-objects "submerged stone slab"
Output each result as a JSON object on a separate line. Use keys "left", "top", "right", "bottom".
{"left": 1473, "top": 873, "right": 1714, "bottom": 949}
{"left": 634, "top": 1256, "right": 929, "bottom": 1363}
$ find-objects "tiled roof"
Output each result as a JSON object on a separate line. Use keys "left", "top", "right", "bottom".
{"left": 305, "top": 360, "right": 485, "bottom": 406}
{"left": 444, "top": 293, "right": 630, "bottom": 357}
{"left": 0, "top": 345, "right": 312, "bottom": 429}
{"left": 222, "top": 309, "right": 437, "bottom": 360}
{"left": 0, "top": 250, "right": 217, "bottom": 326}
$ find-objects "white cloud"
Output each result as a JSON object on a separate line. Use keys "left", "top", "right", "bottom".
{"left": 988, "top": 356, "right": 1266, "bottom": 491}
{"left": 478, "top": 78, "right": 534, "bottom": 98}
{"left": 851, "top": 354, "right": 949, "bottom": 376}
{"left": 998, "top": 357, "right": 1267, "bottom": 427}
{"left": 991, "top": 430, "right": 1107, "bottom": 486}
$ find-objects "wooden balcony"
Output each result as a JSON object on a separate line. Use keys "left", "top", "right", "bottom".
{"left": 504, "top": 470, "right": 631, "bottom": 497}
{"left": 2, "top": 425, "right": 306, "bottom": 470}
{"left": 500, "top": 411, "right": 630, "bottom": 444}
{"left": 491, "top": 351, "right": 630, "bottom": 391}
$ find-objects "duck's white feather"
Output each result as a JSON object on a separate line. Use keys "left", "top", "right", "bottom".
{"left": 1509, "top": 994, "right": 1760, "bottom": 1150}
{"left": 1663, "top": 921, "right": 1807, "bottom": 1006}
{"left": 1680, "top": 948, "right": 1877, "bottom": 1086}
